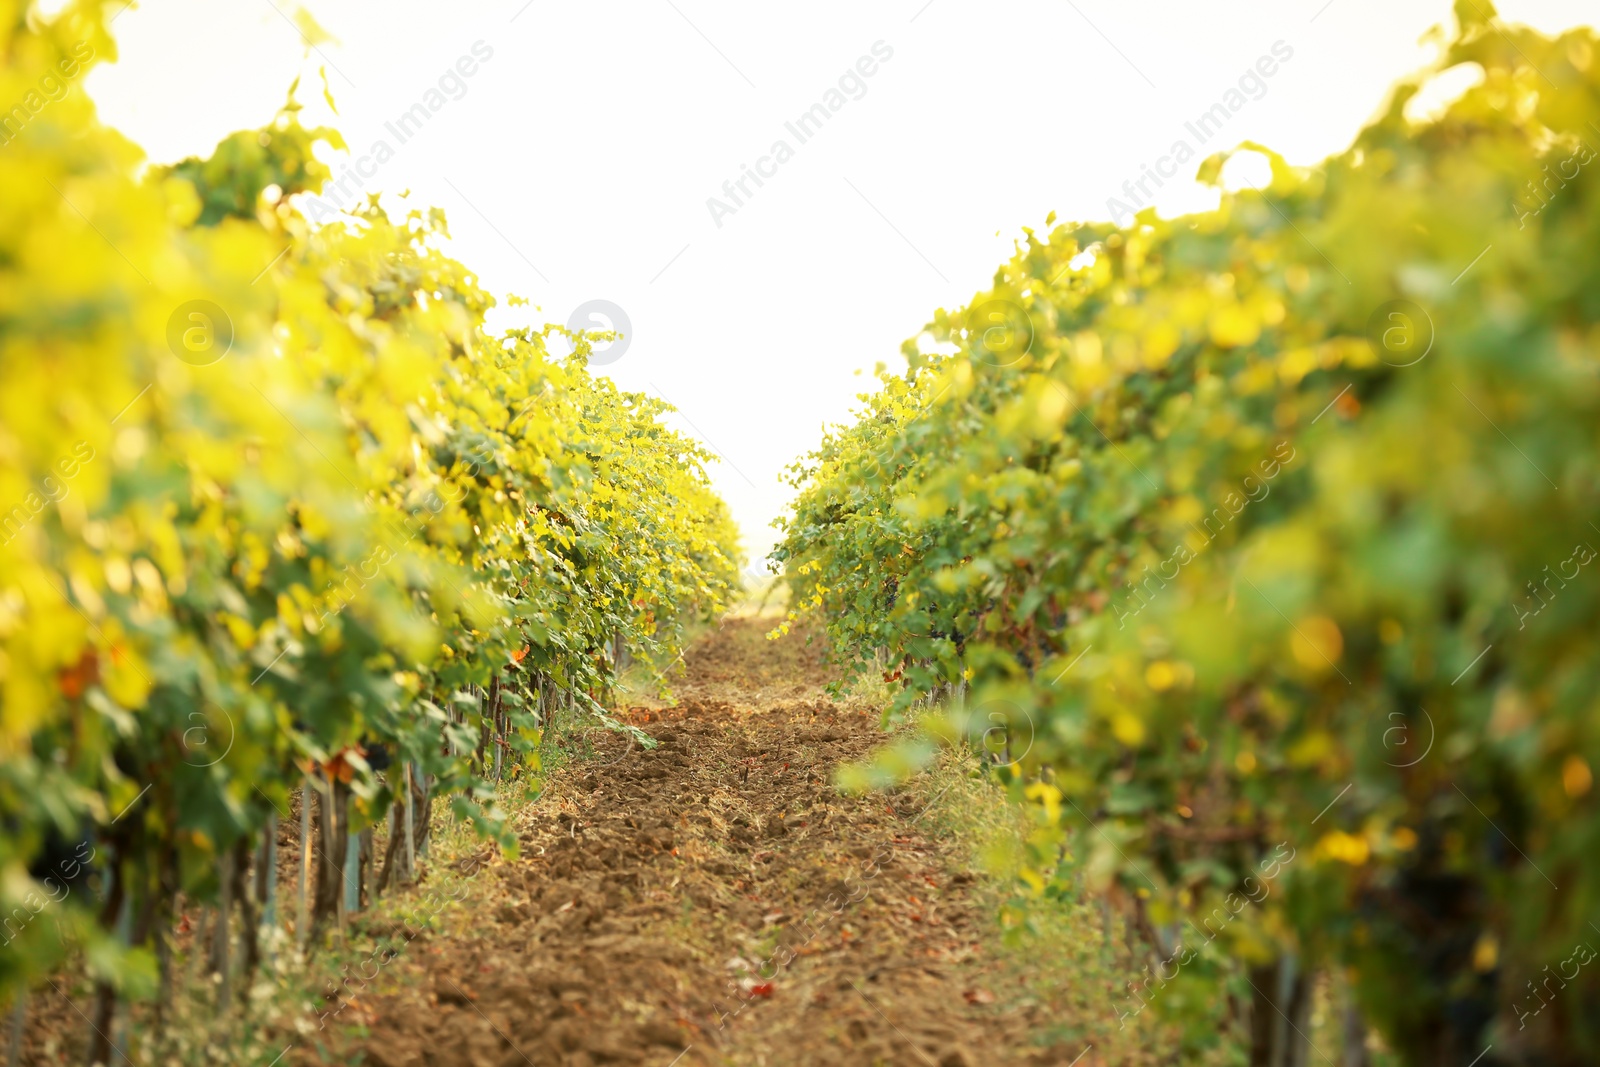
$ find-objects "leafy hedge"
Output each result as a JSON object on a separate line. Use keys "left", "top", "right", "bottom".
{"left": 774, "top": 4, "right": 1600, "bottom": 1061}
{"left": 0, "top": 0, "right": 740, "bottom": 1042}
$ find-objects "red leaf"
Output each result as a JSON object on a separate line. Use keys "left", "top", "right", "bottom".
{"left": 749, "top": 982, "right": 774, "bottom": 998}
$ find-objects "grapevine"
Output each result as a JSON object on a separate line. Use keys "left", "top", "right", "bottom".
{"left": 0, "top": 2, "right": 738, "bottom": 1056}
{"left": 774, "top": 4, "right": 1600, "bottom": 1060}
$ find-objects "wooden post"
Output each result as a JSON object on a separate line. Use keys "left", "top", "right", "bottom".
{"left": 154, "top": 906, "right": 172, "bottom": 1033}
{"left": 343, "top": 825, "right": 360, "bottom": 922}
{"left": 109, "top": 891, "right": 134, "bottom": 1049}
{"left": 1341, "top": 980, "right": 1370, "bottom": 1067}
{"left": 214, "top": 849, "right": 232, "bottom": 1011}
{"left": 1249, "top": 957, "right": 1313, "bottom": 1067}
{"left": 298, "top": 776, "right": 312, "bottom": 952}
{"left": 319, "top": 780, "right": 347, "bottom": 944}
{"left": 360, "top": 827, "right": 373, "bottom": 904}
{"left": 493, "top": 725, "right": 503, "bottom": 781}
{"left": 417, "top": 767, "right": 431, "bottom": 858}
{"left": 257, "top": 823, "right": 276, "bottom": 963}
{"left": 7, "top": 992, "right": 24, "bottom": 1067}
{"left": 186, "top": 908, "right": 209, "bottom": 991}
{"left": 493, "top": 677, "right": 504, "bottom": 782}
{"left": 85, "top": 848, "right": 126, "bottom": 1067}
{"left": 403, "top": 762, "right": 416, "bottom": 882}
{"left": 474, "top": 683, "right": 488, "bottom": 772}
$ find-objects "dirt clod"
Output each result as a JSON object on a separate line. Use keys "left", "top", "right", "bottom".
{"left": 317, "top": 619, "right": 1082, "bottom": 1066}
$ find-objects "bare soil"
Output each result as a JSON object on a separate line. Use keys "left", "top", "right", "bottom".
{"left": 323, "top": 619, "right": 1092, "bottom": 1067}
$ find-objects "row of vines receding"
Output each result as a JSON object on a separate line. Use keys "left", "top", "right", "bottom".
{"left": 772, "top": 4, "right": 1600, "bottom": 1063}
{"left": 0, "top": 2, "right": 741, "bottom": 1062}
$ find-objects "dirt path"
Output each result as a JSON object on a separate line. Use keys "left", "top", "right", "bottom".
{"left": 330, "top": 618, "right": 1088, "bottom": 1067}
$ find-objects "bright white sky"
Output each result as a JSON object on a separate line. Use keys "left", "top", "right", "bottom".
{"left": 86, "top": 0, "right": 1594, "bottom": 565}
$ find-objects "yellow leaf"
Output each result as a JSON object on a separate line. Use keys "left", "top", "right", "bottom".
{"left": 1563, "top": 755, "right": 1592, "bottom": 798}
{"left": 1208, "top": 304, "right": 1260, "bottom": 348}
{"left": 1111, "top": 711, "right": 1145, "bottom": 746}
{"left": 1314, "top": 830, "right": 1369, "bottom": 866}
{"left": 1145, "top": 661, "right": 1176, "bottom": 691}
{"left": 1290, "top": 616, "right": 1343, "bottom": 672}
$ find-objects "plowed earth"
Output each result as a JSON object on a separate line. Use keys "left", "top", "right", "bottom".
{"left": 325, "top": 618, "right": 1090, "bottom": 1067}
